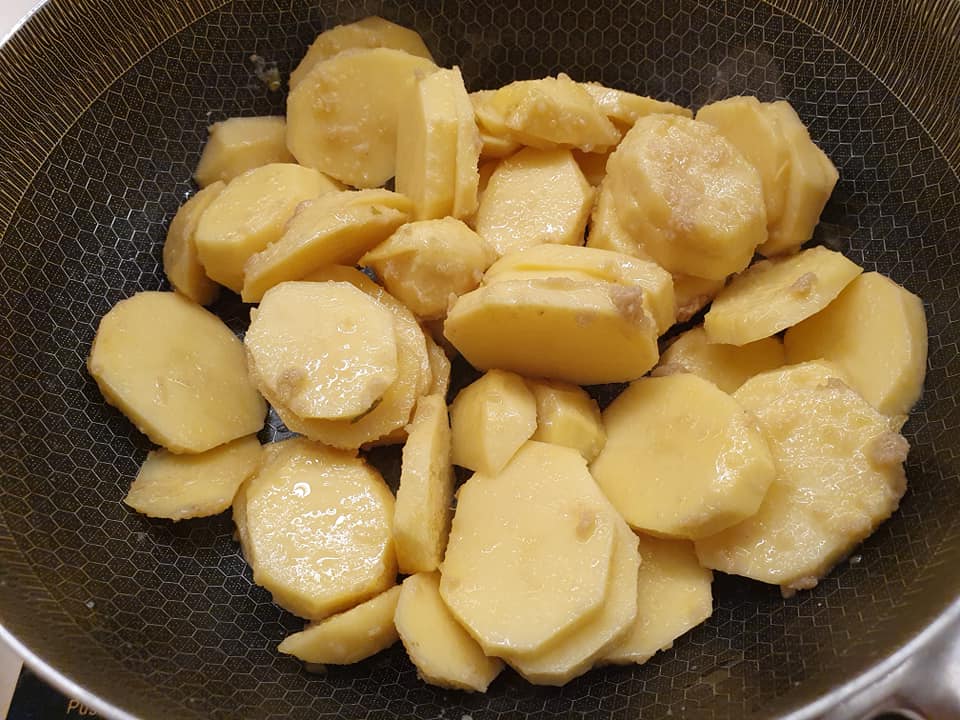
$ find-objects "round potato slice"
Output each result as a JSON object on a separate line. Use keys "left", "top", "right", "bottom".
{"left": 87, "top": 292, "right": 266, "bottom": 453}
{"left": 245, "top": 282, "right": 399, "bottom": 421}
{"left": 194, "top": 116, "right": 295, "bottom": 188}
{"left": 162, "top": 181, "right": 224, "bottom": 305}
{"left": 245, "top": 437, "right": 397, "bottom": 619}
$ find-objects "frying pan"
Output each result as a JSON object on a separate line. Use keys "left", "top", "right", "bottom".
{"left": 1, "top": 0, "right": 959, "bottom": 718}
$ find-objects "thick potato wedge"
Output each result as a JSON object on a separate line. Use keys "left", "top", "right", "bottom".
{"left": 695, "top": 361, "right": 909, "bottom": 593}
{"left": 193, "top": 163, "right": 339, "bottom": 292}
{"left": 440, "top": 442, "right": 617, "bottom": 655}
{"left": 194, "top": 116, "right": 295, "bottom": 187}
{"left": 286, "top": 48, "right": 437, "bottom": 188}
{"left": 784, "top": 272, "right": 927, "bottom": 417}
{"left": 704, "top": 246, "right": 862, "bottom": 346}
{"left": 278, "top": 585, "right": 401, "bottom": 665}
{"left": 87, "top": 292, "right": 265, "bottom": 453}
{"left": 244, "top": 437, "right": 397, "bottom": 619}
{"left": 527, "top": 379, "right": 606, "bottom": 463}
{"left": 395, "top": 572, "right": 503, "bottom": 692}
{"left": 581, "top": 82, "right": 692, "bottom": 128}
{"left": 591, "top": 374, "right": 776, "bottom": 539}
{"left": 162, "top": 181, "right": 224, "bottom": 305}
{"left": 125, "top": 435, "right": 261, "bottom": 520}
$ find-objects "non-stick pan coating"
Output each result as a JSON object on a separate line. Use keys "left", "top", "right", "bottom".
{"left": 0, "top": 1, "right": 958, "bottom": 718}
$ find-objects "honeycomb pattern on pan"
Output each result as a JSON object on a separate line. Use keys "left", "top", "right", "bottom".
{"left": 0, "top": 0, "right": 959, "bottom": 718}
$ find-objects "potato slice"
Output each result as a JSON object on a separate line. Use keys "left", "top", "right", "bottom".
{"left": 360, "top": 218, "right": 495, "bottom": 320}
{"left": 654, "top": 326, "right": 785, "bottom": 393}
{"left": 245, "top": 437, "right": 396, "bottom": 619}
{"left": 289, "top": 16, "right": 434, "bottom": 90}
{"left": 603, "top": 537, "right": 713, "bottom": 665}
{"left": 695, "top": 361, "right": 909, "bottom": 593}
{"left": 278, "top": 585, "right": 401, "bottom": 664}
{"left": 673, "top": 274, "right": 726, "bottom": 323}
{"left": 471, "top": 91, "right": 521, "bottom": 159}
{"left": 606, "top": 114, "right": 766, "bottom": 280}
{"left": 283, "top": 267, "right": 431, "bottom": 448}
{"left": 704, "top": 246, "right": 862, "bottom": 346}
{"left": 193, "top": 163, "right": 340, "bottom": 292}
{"left": 241, "top": 189, "right": 411, "bottom": 301}
{"left": 784, "top": 272, "right": 927, "bottom": 416}
{"left": 162, "top": 181, "right": 224, "bottom": 305}
{"left": 474, "top": 147, "right": 594, "bottom": 257}
{"left": 395, "top": 572, "right": 503, "bottom": 692}
{"left": 485, "top": 74, "right": 621, "bottom": 152}
{"left": 87, "top": 292, "right": 265, "bottom": 453}
{"left": 245, "top": 282, "right": 398, "bottom": 421}
{"left": 449, "top": 370, "right": 537, "bottom": 475}
{"left": 581, "top": 83, "right": 692, "bottom": 129}
{"left": 527, "top": 379, "right": 605, "bottom": 463}
{"left": 233, "top": 480, "right": 254, "bottom": 564}
{"left": 286, "top": 48, "right": 437, "bottom": 188}
{"left": 591, "top": 374, "right": 777, "bottom": 539}
{"left": 194, "top": 116, "right": 295, "bottom": 187}
{"left": 759, "top": 101, "right": 839, "bottom": 257}
{"left": 425, "top": 334, "right": 451, "bottom": 399}
{"left": 571, "top": 149, "right": 611, "bottom": 187}
{"left": 504, "top": 521, "right": 640, "bottom": 685}
{"left": 452, "top": 70, "right": 483, "bottom": 220}
{"left": 444, "top": 278, "right": 659, "bottom": 385}
{"left": 440, "top": 442, "right": 617, "bottom": 655}
{"left": 125, "top": 435, "right": 261, "bottom": 520}
{"left": 394, "top": 395, "right": 453, "bottom": 574}
{"left": 482, "top": 244, "right": 675, "bottom": 334}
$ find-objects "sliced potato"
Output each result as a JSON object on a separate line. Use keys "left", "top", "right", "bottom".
{"left": 162, "top": 181, "right": 224, "bottom": 305}
{"left": 193, "top": 163, "right": 340, "bottom": 292}
{"left": 360, "top": 218, "right": 495, "bottom": 321}
{"left": 504, "top": 521, "right": 639, "bottom": 685}
{"left": 425, "top": 334, "right": 451, "bottom": 399}
{"left": 194, "top": 116, "right": 295, "bottom": 187}
{"left": 704, "top": 246, "right": 862, "bottom": 346}
{"left": 527, "top": 379, "right": 606, "bottom": 463}
{"left": 654, "top": 326, "right": 785, "bottom": 393}
{"left": 289, "top": 16, "right": 434, "bottom": 90}
{"left": 586, "top": 182, "right": 645, "bottom": 257}
{"left": 232, "top": 480, "right": 254, "bottom": 564}
{"left": 785, "top": 272, "right": 927, "bottom": 416}
{"left": 695, "top": 361, "right": 909, "bottom": 592}
{"left": 286, "top": 48, "right": 437, "bottom": 188}
{"left": 87, "top": 292, "right": 265, "bottom": 453}
{"left": 278, "top": 585, "right": 401, "bottom": 664}
{"left": 440, "top": 442, "right": 618, "bottom": 655}
{"left": 673, "top": 274, "right": 726, "bottom": 323}
{"left": 603, "top": 537, "right": 713, "bottom": 665}
{"left": 395, "top": 572, "right": 504, "bottom": 692}
{"left": 606, "top": 114, "right": 766, "bottom": 280}
{"left": 125, "top": 435, "right": 261, "bottom": 520}
{"left": 394, "top": 394, "right": 454, "bottom": 574}
{"left": 241, "top": 189, "right": 410, "bottom": 301}
{"left": 474, "top": 147, "right": 594, "bottom": 257}
{"left": 245, "top": 437, "right": 397, "bottom": 619}
{"left": 444, "top": 278, "right": 659, "bottom": 385}
{"left": 451, "top": 69, "right": 483, "bottom": 219}
{"left": 450, "top": 369, "right": 537, "bottom": 476}
{"left": 581, "top": 82, "right": 692, "bottom": 129}
{"left": 471, "top": 91, "right": 521, "bottom": 159}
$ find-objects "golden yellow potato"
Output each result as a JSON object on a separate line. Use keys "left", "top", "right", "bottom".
{"left": 444, "top": 278, "right": 659, "bottom": 385}
{"left": 704, "top": 246, "right": 862, "bottom": 346}
{"left": 449, "top": 370, "right": 537, "bottom": 476}
{"left": 440, "top": 442, "right": 617, "bottom": 655}
{"left": 241, "top": 189, "right": 410, "bottom": 301}
{"left": 504, "top": 521, "right": 639, "bottom": 685}
{"left": 695, "top": 361, "right": 909, "bottom": 593}
{"left": 395, "top": 573, "right": 504, "bottom": 692}
{"left": 232, "top": 480, "right": 254, "bottom": 564}
{"left": 451, "top": 69, "right": 483, "bottom": 220}
{"left": 245, "top": 437, "right": 397, "bottom": 619}
{"left": 585, "top": 182, "right": 644, "bottom": 257}
{"left": 87, "top": 292, "right": 265, "bottom": 453}
{"left": 673, "top": 274, "right": 726, "bottom": 323}
{"left": 193, "top": 163, "right": 339, "bottom": 292}
{"left": 784, "top": 272, "right": 927, "bottom": 416}
{"left": 194, "top": 116, "right": 295, "bottom": 187}
{"left": 360, "top": 218, "right": 495, "bottom": 320}
{"left": 162, "top": 181, "right": 224, "bottom": 305}
{"left": 654, "top": 326, "right": 785, "bottom": 393}
{"left": 603, "top": 537, "right": 713, "bottom": 665}
{"left": 289, "top": 16, "right": 434, "bottom": 90}
{"left": 394, "top": 395, "right": 454, "bottom": 574}
{"left": 527, "top": 379, "right": 605, "bottom": 463}
{"left": 474, "top": 147, "right": 594, "bottom": 256}
{"left": 581, "top": 82, "right": 692, "bottom": 129}
{"left": 425, "top": 334, "right": 451, "bottom": 399}
{"left": 125, "top": 435, "right": 261, "bottom": 521}
{"left": 471, "top": 90, "right": 521, "bottom": 159}
{"left": 287, "top": 48, "right": 437, "bottom": 188}
{"left": 606, "top": 114, "right": 766, "bottom": 280}
{"left": 592, "top": 374, "right": 776, "bottom": 539}
{"left": 278, "top": 585, "right": 401, "bottom": 665}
